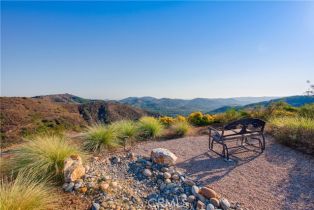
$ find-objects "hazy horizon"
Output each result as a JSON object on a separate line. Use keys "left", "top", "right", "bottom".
{"left": 2, "top": 1, "right": 314, "bottom": 99}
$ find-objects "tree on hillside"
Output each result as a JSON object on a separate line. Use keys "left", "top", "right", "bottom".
{"left": 305, "top": 80, "right": 314, "bottom": 96}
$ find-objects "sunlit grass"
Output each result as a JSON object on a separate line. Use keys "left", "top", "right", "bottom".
{"left": 10, "top": 134, "right": 84, "bottom": 181}
{"left": 84, "top": 124, "right": 119, "bottom": 151}
{"left": 0, "top": 172, "right": 57, "bottom": 210}
{"left": 269, "top": 116, "right": 314, "bottom": 152}
{"left": 171, "top": 121, "right": 191, "bottom": 137}
{"left": 138, "top": 116, "right": 164, "bottom": 139}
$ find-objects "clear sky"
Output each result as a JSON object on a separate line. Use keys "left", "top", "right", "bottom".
{"left": 1, "top": 1, "right": 314, "bottom": 99}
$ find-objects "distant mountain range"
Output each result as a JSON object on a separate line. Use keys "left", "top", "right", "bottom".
{"left": 210, "top": 96, "right": 314, "bottom": 114}
{"left": 119, "top": 96, "right": 279, "bottom": 116}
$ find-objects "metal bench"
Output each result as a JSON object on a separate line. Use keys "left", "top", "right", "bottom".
{"left": 208, "top": 118, "right": 266, "bottom": 160}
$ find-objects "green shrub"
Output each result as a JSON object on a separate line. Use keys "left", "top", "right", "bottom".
{"left": 171, "top": 121, "right": 191, "bottom": 137}
{"left": 0, "top": 172, "right": 57, "bottom": 210}
{"left": 10, "top": 135, "right": 84, "bottom": 181}
{"left": 188, "top": 112, "right": 214, "bottom": 126}
{"left": 111, "top": 120, "right": 138, "bottom": 149}
{"left": 269, "top": 116, "right": 314, "bottom": 153}
{"left": 298, "top": 104, "right": 314, "bottom": 119}
{"left": 84, "top": 124, "right": 119, "bottom": 151}
{"left": 138, "top": 117, "right": 164, "bottom": 139}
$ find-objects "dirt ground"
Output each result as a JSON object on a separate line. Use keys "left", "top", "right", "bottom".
{"left": 132, "top": 135, "right": 314, "bottom": 210}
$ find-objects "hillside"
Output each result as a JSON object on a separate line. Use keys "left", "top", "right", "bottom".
{"left": 209, "top": 96, "right": 314, "bottom": 113}
{"left": 119, "top": 96, "right": 278, "bottom": 116}
{"left": 0, "top": 96, "right": 150, "bottom": 147}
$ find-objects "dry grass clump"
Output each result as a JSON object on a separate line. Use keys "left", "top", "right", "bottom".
{"left": 84, "top": 124, "right": 119, "bottom": 152}
{"left": 0, "top": 172, "right": 57, "bottom": 210}
{"left": 171, "top": 121, "right": 191, "bottom": 137}
{"left": 138, "top": 117, "right": 164, "bottom": 139}
{"left": 111, "top": 120, "right": 139, "bottom": 149}
{"left": 269, "top": 116, "right": 314, "bottom": 154}
{"left": 10, "top": 134, "right": 84, "bottom": 181}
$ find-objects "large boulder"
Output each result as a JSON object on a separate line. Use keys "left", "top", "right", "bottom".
{"left": 151, "top": 148, "right": 177, "bottom": 165}
{"left": 64, "top": 155, "right": 86, "bottom": 182}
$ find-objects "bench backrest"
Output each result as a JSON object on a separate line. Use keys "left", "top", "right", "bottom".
{"left": 224, "top": 118, "right": 265, "bottom": 134}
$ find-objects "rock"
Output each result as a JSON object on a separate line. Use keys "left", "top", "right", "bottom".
{"left": 199, "top": 187, "right": 217, "bottom": 199}
{"left": 210, "top": 198, "right": 220, "bottom": 207}
{"left": 128, "top": 152, "right": 136, "bottom": 160}
{"left": 160, "top": 167, "right": 169, "bottom": 172}
{"left": 63, "top": 182, "right": 74, "bottom": 192}
{"left": 197, "top": 200, "right": 206, "bottom": 210}
{"left": 110, "top": 181, "right": 118, "bottom": 188}
{"left": 220, "top": 198, "right": 230, "bottom": 210}
{"left": 197, "top": 194, "right": 207, "bottom": 203}
{"left": 184, "top": 179, "right": 195, "bottom": 186}
{"left": 172, "top": 174, "right": 179, "bottom": 180}
{"left": 110, "top": 156, "right": 121, "bottom": 164}
{"left": 191, "top": 185, "right": 200, "bottom": 197}
{"left": 64, "top": 155, "right": 86, "bottom": 182}
{"left": 80, "top": 186, "right": 88, "bottom": 193}
{"left": 93, "top": 157, "right": 99, "bottom": 161}
{"left": 100, "top": 182, "right": 109, "bottom": 192}
{"left": 74, "top": 182, "right": 82, "bottom": 190}
{"left": 143, "top": 169, "right": 152, "bottom": 177}
{"left": 92, "top": 202, "right": 100, "bottom": 210}
{"left": 187, "top": 195, "right": 195, "bottom": 203}
{"left": 151, "top": 148, "right": 177, "bottom": 165}
{"left": 164, "top": 178, "right": 171, "bottom": 184}
{"left": 180, "top": 193, "right": 187, "bottom": 200}
{"left": 163, "top": 172, "right": 171, "bottom": 179}
{"left": 206, "top": 204, "right": 215, "bottom": 210}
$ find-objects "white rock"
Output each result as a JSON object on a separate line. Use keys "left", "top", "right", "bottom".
{"left": 143, "top": 169, "right": 152, "bottom": 177}
{"left": 151, "top": 148, "right": 177, "bottom": 165}
{"left": 163, "top": 172, "right": 171, "bottom": 179}
{"left": 206, "top": 203, "right": 215, "bottom": 210}
{"left": 220, "top": 198, "right": 231, "bottom": 210}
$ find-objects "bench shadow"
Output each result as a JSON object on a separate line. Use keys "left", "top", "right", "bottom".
{"left": 176, "top": 142, "right": 262, "bottom": 185}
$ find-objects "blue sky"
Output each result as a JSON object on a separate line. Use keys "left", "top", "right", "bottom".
{"left": 1, "top": 1, "right": 314, "bottom": 99}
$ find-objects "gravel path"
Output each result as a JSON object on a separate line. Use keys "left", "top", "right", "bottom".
{"left": 131, "top": 136, "right": 314, "bottom": 210}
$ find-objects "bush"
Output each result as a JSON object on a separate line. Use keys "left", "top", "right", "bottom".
{"left": 159, "top": 116, "right": 175, "bottom": 127}
{"left": 188, "top": 112, "right": 214, "bottom": 126}
{"left": 10, "top": 135, "right": 84, "bottom": 181}
{"left": 138, "top": 117, "right": 164, "bottom": 139}
{"left": 111, "top": 120, "right": 138, "bottom": 149}
{"left": 171, "top": 121, "right": 190, "bottom": 137}
{"left": 0, "top": 172, "right": 57, "bottom": 210}
{"left": 298, "top": 104, "right": 314, "bottom": 119}
{"left": 214, "top": 109, "right": 246, "bottom": 124}
{"left": 175, "top": 115, "right": 187, "bottom": 122}
{"left": 84, "top": 124, "right": 119, "bottom": 151}
{"left": 269, "top": 116, "right": 314, "bottom": 153}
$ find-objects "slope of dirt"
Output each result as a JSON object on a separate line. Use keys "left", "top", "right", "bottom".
{"left": 132, "top": 136, "right": 314, "bottom": 210}
{"left": 0, "top": 97, "right": 87, "bottom": 147}
{"left": 0, "top": 96, "right": 150, "bottom": 147}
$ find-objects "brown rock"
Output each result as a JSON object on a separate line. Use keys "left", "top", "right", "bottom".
{"left": 210, "top": 198, "right": 220, "bottom": 207}
{"left": 199, "top": 187, "right": 217, "bottom": 199}
{"left": 64, "top": 155, "right": 86, "bottom": 182}
{"left": 197, "top": 200, "right": 206, "bottom": 210}
{"left": 80, "top": 186, "right": 87, "bottom": 193}
{"left": 100, "top": 182, "right": 109, "bottom": 192}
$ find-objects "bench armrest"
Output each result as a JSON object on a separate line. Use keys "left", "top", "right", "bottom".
{"left": 208, "top": 126, "right": 223, "bottom": 139}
